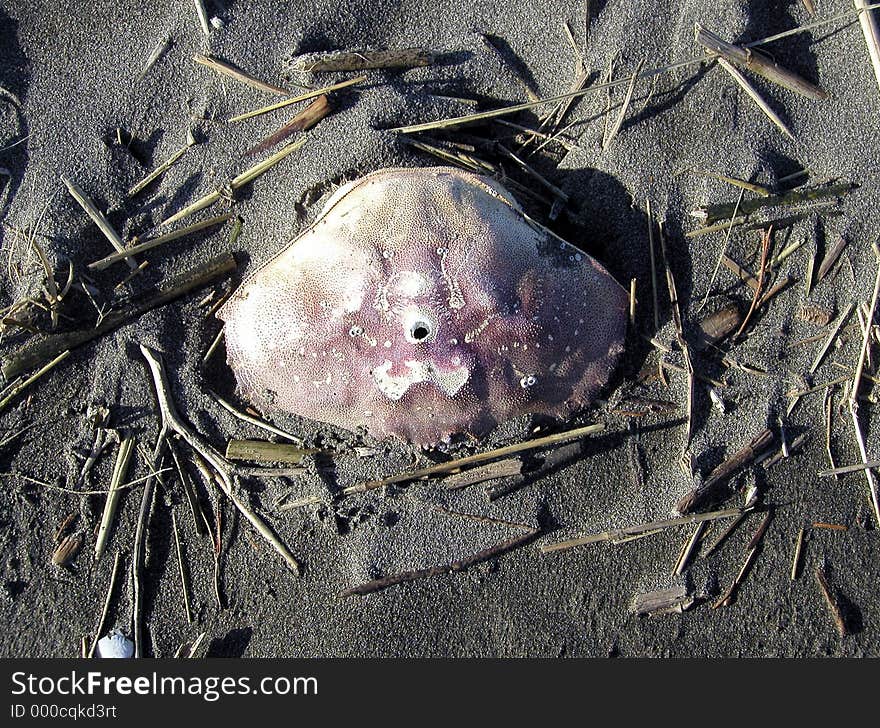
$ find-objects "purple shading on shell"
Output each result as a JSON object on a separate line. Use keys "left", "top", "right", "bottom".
{"left": 219, "top": 166, "right": 627, "bottom": 445}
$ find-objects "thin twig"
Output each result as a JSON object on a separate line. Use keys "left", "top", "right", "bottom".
{"left": 343, "top": 423, "right": 604, "bottom": 495}
{"left": 540, "top": 507, "right": 745, "bottom": 553}
{"left": 87, "top": 551, "right": 122, "bottom": 658}
{"left": 139, "top": 345, "right": 301, "bottom": 574}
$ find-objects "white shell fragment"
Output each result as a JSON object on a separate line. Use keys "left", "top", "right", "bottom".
{"left": 95, "top": 628, "right": 134, "bottom": 658}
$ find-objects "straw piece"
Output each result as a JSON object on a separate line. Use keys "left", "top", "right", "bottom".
{"left": 128, "top": 130, "right": 197, "bottom": 197}
{"left": 229, "top": 76, "right": 366, "bottom": 122}
{"left": 94, "top": 434, "right": 135, "bottom": 560}
{"left": 193, "top": 0, "right": 211, "bottom": 36}
{"left": 160, "top": 138, "right": 306, "bottom": 226}
{"left": 63, "top": 177, "right": 138, "bottom": 270}
{"left": 716, "top": 58, "right": 794, "bottom": 138}
{"left": 343, "top": 423, "right": 605, "bottom": 495}
{"left": 603, "top": 59, "right": 645, "bottom": 149}
{"left": 89, "top": 214, "right": 233, "bottom": 270}
{"left": 676, "top": 428, "right": 775, "bottom": 514}
{"left": 695, "top": 23, "right": 828, "bottom": 100}
{"left": 194, "top": 53, "right": 289, "bottom": 95}
{"left": 855, "top": 0, "right": 880, "bottom": 93}
{"left": 244, "top": 95, "right": 331, "bottom": 156}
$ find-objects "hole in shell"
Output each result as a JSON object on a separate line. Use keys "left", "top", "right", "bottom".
{"left": 411, "top": 323, "right": 431, "bottom": 341}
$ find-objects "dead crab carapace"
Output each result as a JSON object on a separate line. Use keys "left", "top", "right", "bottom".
{"left": 219, "top": 166, "right": 627, "bottom": 445}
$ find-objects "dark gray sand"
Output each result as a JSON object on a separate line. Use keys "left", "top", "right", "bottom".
{"left": 1, "top": 0, "right": 879, "bottom": 657}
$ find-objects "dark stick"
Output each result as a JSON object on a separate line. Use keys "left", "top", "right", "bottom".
{"left": 676, "top": 428, "right": 775, "bottom": 514}
{"left": 1, "top": 252, "right": 237, "bottom": 384}
{"left": 340, "top": 527, "right": 540, "bottom": 597}
{"left": 815, "top": 565, "right": 850, "bottom": 637}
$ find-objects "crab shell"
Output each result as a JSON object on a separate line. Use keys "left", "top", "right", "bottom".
{"left": 219, "top": 166, "right": 627, "bottom": 445}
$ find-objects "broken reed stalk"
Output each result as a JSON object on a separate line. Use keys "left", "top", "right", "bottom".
{"left": 855, "top": 0, "right": 880, "bottom": 93}
{"left": 342, "top": 422, "right": 605, "bottom": 495}
{"left": 692, "top": 182, "right": 855, "bottom": 225}
{"left": 694, "top": 24, "right": 828, "bottom": 100}
{"left": 791, "top": 526, "right": 806, "bottom": 580}
{"left": 716, "top": 58, "right": 794, "bottom": 138}
{"left": 210, "top": 391, "right": 302, "bottom": 443}
{"left": 88, "top": 214, "right": 233, "bottom": 270}
{"left": 132, "top": 426, "right": 168, "bottom": 659}
{"left": 540, "top": 507, "right": 745, "bottom": 553}
{"left": 391, "top": 56, "right": 708, "bottom": 134}
{"left": 442, "top": 457, "right": 523, "bottom": 490}
{"left": 672, "top": 521, "right": 706, "bottom": 575}
{"left": 63, "top": 177, "right": 138, "bottom": 270}
{"left": 697, "top": 170, "right": 771, "bottom": 197}
{"left": 128, "top": 130, "right": 197, "bottom": 197}
{"left": 0, "top": 349, "right": 70, "bottom": 413}
{"left": 810, "top": 303, "right": 855, "bottom": 375}
{"left": 815, "top": 565, "right": 849, "bottom": 637}
{"left": 139, "top": 345, "right": 302, "bottom": 574}
{"left": 1, "top": 252, "right": 237, "bottom": 384}
{"left": 225, "top": 439, "right": 316, "bottom": 465}
{"left": 136, "top": 33, "right": 171, "bottom": 83}
{"left": 245, "top": 95, "right": 331, "bottom": 156}
{"left": 848, "top": 252, "right": 880, "bottom": 527}
{"left": 687, "top": 202, "right": 840, "bottom": 239}
{"left": 602, "top": 59, "right": 645, "bottom": 149}
{"left": 94, "top": 434, "right": 134, "bottom": 560}
{"left": 160, "top": 137, "right": 307, "bottom": 226}
{"left": 229, "top": 76, "right": 366, "bottom": 122}
{"left": 193, "top": 0, "right": 211, "bottom": 36}
{"left": 819, "top": 459, "right": 880, "bottom": 476}
{"left": 646, "top": 198, "right": 660, "bottom": 331}
{"left": 676, "top": 428, "right": 775, "bottom": 514}
{"left": 287, "top": 47, "right": 434, "bottom": 74}
{"left": 632, "top": 586, "right": 693, "bottom": 615}
{"left": 193, "top": 53, "right": 289, "bottom": 95}
{"left": 713, "top": 509, "right": 773, "bottom": 608}
{"left": 171, "top": 510, "right": 193, "bottom": 624}
{"left": 816, "top": 236, "right": 848, "bottom": 282}
{"left": 340, "top": 525, "right": 540, "bottom": 596}
{"left": 87, "top": 550, "right": 122, "bottom": 658}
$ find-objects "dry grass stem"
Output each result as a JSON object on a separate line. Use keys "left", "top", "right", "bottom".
{"left": 717, "top": 58, "right": 794, "bottom": 138}
{"left": 695, "top": 24, "right": 828, "bottom": 100}
{"left": 540, "top": 507, "right": 745, "bottom": 553}
{"left": 229, "top": 76, "right": 366, "bottom": 122}
{"left": 89, "top": 214, "right": 233, "bottom": 271}
{"left": 128, "top": 130, "right": 197, "bottom": 197}
{"left": 855, "top": 0, "right": 880, "bottom": 93}
{"left": 193, "top": 53, "right": 289, "bottom": 95}
{"left": 344, "top": 423, "right": 605, "bottom": 495}
{"left": 0, "top": 349, "right": 70, "bottom": 412}
{"left": 603, "top": 59, "right": 645, "bottom": 149}
{"left": 94, "top": 434, "right": 134, "bottom": 560}
{"left": 161, "top": 137, "right": 307, "bottom": 226}
{"left": 63, "top": 177, "right": 138, "bottom": 270}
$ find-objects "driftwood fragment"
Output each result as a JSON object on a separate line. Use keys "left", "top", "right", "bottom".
{"left": 676, "top": 428, "right": 775, "bottom": 514}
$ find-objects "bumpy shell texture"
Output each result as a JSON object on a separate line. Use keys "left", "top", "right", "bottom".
{"left": 220, "top": 166, "right": 627, "bottom": 445}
